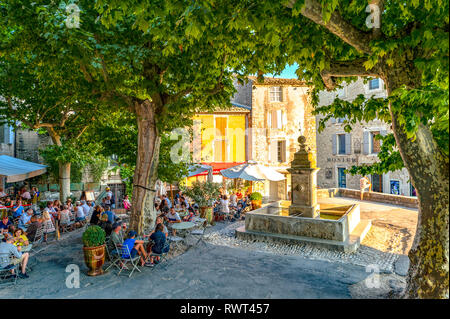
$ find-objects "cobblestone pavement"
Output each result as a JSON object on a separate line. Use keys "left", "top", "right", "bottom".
{"left": 204, "top": 221, "right": 400, "bottom": 274}
{"left": 0, "top": 227, "right": 369, "bottom": 299}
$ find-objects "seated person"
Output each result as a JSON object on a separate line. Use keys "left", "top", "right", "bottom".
{"left": 110, "top": 222, "right": 125, "bottom": 246}
{"left": 12, "top": 200, "right": 24, "bottom": 219}
{"left": 74, "top": 201, "right": 86, "bottom": 223}
{"left": 60, "top": 205, "right": 72, "bottom": 225}
{"left": 41, "top": 211, "right": 56, "bottom": 241}
{"left": 182, "top": 205, "right": 194, "bottom": 222}
{"left": 0, "top": 216, "right": 12, "bottom": 235}
{"left": 18, "top": 209, "right": 33, "bottom": 229}
{"left": 0, "top": 235, "right": 30, "bottom": 278}
{"left": 228, "top": 203, "right": 244, "bottom": 222}
{"left": 148, "top": 223, "right": 169, "bottom": 265}
{"left": 121, "top": 230, "right": 149, "bottom": 267}
{"left": 3, "top": 197, "right": 12, "bottom": 207}
{"left": 20, "top": 188, "right": 31, "bottom": 201}
{"left": 102, "top": 205, "right": 116, "bottom": 223}
{"left": 25, "top": 216, "right": 41, "bottom": 242}
{"left": 4, "top": 225, "right": 16, "bottom": 240}
{"left": 144, "top": 217, "right": 168, "bottom": 253}
{"left": 89, "top": 205, "right": 103, "bottom": 225}
{"left": 104, "top": 221, "right": 113, "bottom": 237}
{"left": 166, "top": 207, "right": 181, "bottom": 224}
{"left": 13, "top": 228, "right": 30, "bottom": 248}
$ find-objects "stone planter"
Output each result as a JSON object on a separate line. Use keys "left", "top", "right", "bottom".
{"left": 251, "top": 200, "right": 262, "bottom": 210}
{"left": 82, "top": 244, "right": 105, "bottom": 276}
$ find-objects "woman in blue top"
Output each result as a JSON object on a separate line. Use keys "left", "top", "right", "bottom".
{"left": 149, "top": 224, "right": 169, "bottom": 265}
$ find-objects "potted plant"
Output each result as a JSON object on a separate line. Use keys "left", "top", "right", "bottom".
{"left": 181, "top": 181, "right": 221, "bottom": 222}
{"left": 249, "top": 192, "right": 263, "bottom": 210}
{"left": 82, "top": 225, "right": 106, "bottom": 276}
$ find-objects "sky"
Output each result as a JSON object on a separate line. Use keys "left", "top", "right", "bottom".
{"left": 264, "top": 63, "right": 299, "bottom": 79}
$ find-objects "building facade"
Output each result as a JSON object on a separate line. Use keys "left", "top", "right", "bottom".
{"left": 189, "top": 77, "right": 316, "bottom": 201}
{"left": 316, "top": 77, "right": 415, "bottom": 196}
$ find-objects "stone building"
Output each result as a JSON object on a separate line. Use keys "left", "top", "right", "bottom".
{"left": 188, "top": 76, "right": 315, "bottom": 201}
{"left": 0, "top": 124, "right": 14, "bottom": 157}
{"left": 316, "top": 77, "right": 415, "bottom": 196}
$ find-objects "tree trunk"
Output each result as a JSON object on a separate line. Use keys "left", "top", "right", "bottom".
{"left": 47, "top": 129, "right": 71, "bottom": 203}
{"left": 59, "top": 162, "right": 71, "bottom": 203}
{"left": 129, "top": 99, "right": 160, "bottom": 235}
{"left": 385, "top": 75, "right": 449, "bottom": 299}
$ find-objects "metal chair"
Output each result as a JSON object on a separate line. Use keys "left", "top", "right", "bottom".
{"left": 115, "top": 243, "right": 141, "bottom": 278}
{"left": 146, "top": 239, "right": 170, "bottom": 270}
{"left": 104, "top": 240, "right": 121, "bottom": 272}
{"left": 0, "top": 254, "right": 19, "bottom": 287}
{"left": 30, "top": 224, "right": 44, "bottom": 252}
{"left": 168, "top": 235, "right": 184, "bottom": 250}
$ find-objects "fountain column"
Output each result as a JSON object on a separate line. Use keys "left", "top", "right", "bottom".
{"left": 288, "top": 135, "right": 320, "bottom": 218}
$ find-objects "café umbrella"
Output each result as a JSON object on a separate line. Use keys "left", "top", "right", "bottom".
{"left": 220, "top": 162, "right": 286, "bottom": 182}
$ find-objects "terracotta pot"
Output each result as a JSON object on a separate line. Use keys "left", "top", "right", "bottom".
{"left": 199, "top": 206, "right": 208, "bottom": 218}
{"left": 251, "top": 200, "right": 262, "bottom": 210}
{"left": 83, "top": 244, "right": 105, "bottom": 276}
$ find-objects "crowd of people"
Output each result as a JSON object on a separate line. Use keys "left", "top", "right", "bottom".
{"left": 1, "top": 184, "right": 252, "bottom": 279}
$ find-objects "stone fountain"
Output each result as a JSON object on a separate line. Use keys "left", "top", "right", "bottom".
{"left": 236, "top": 135, "right": 371, "bottom": 252}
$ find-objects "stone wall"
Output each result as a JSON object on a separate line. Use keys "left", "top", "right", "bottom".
{"left": 15, "top": 128, "right": 51, "bottom": 163}
{"left": 317, "top": 187, "right": 418, "bottom": 208}
{"left": 231, "top": 78, "right": 253, "bottom": 107}
{"left": 315, "top": 77, "right": 413, "bottom": 196}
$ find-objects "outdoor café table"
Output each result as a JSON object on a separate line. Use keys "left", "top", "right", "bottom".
{"left": 171, "top": 221, "right": 196, "bottom": 237}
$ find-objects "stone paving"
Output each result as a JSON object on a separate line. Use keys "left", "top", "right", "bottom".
{"left": 0, "top": 198, "right": 416, "bottom": 298}
{"left": 204, "top": 221, "right": 399, "bottom": 273}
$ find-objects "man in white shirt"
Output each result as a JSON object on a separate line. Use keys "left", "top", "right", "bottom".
{"left": 75, "top": 201, "right": 85, "bottom": 222}
{"left": 21, "top": 189, "right": 31, "bottom": 200}
{"left": 81, "top": 200, "right": 90, "bottom": 216}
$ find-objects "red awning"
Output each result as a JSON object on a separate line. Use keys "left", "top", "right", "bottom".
{"left": 191, "top": 162, "right": 246, "bottom": 176}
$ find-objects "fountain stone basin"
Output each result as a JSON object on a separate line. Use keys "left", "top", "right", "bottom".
{"left": 236, "top": 200, "right": 371, "bottom": 252}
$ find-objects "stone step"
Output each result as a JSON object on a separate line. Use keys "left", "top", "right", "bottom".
{"left": 348, "top": 219, "right": 372, "bottom": 246}
{"left": 236, "top": 226, "right": 358, "bottom": 253}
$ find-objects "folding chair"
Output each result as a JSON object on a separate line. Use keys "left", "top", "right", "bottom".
{"left": 168, "top": 235, "right": 184, "bottom": 250}
{"left": 187, "top": 222, "right": 208, "bottom": 250}
{"left": 115, "top": 243, "right": 141, "bottom": 278}
{"left": 146, "top": 240, "right": 170, "bottom": 270}
{"left": 0, "top": 254, "right": 19, "bottom": 287}
{"left": 104, "top": 241, "right": 121, "bottom": 272}
{"left": 30, "top": 224, "right": 44, "bottom": 252}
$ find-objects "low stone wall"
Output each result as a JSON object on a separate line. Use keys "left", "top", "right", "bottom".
{"left": 318, "top": 188, "right": 418, "bottom": 208}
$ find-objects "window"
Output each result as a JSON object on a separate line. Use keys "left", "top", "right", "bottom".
{"left": 214, "top": 117, "right": 227, "bottom": 162}
{"left": 371, "top": 131, "right": 381, "bottom": 153}
{"left": 269, "top": 87, "right": 282, "bottom": 102}
{"left": 338, "top": 134, "right": 346, "bottom": 154}
{"left": 372, "top": 174, "right": 383, "bottom": 192}
{"left": 369, "top": 78, "right": 380, "bottom": 91}
{"left": 277, "top": 140, "right": 286, "bottom": 162}
{"left": 268, "top": 110, "right": 284, "bottom": 129}
{"left": 337, "top": 117, "right": 345, "bottom": 123}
